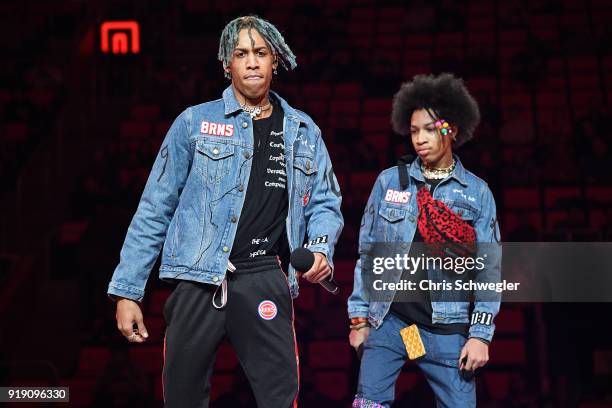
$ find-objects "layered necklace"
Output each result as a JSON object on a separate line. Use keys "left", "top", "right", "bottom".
{"left": 241, "top": 100, "right": 271, "bottom": 119}
{"left": 420, "top": 159, "right": 456, "bottom": 179}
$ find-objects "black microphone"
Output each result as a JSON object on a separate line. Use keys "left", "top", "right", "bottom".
{"left": 290, "top": 247, "right": 340, "bottom": 295}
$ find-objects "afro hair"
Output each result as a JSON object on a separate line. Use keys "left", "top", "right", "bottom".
{"left": 391, "top": 73, "right": 480, "bottom": 148}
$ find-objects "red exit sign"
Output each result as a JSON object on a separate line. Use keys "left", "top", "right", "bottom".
{"left": 100, "top": 21, "right": 140, "bottom": 54}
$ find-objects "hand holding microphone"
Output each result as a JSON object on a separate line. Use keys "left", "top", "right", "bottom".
{"left": 290, "top": 247, "right": 340, "bottom": 295}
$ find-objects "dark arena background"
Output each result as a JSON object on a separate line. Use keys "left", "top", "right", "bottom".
{"left": 1, "top": 0, "right": 612, "bottom": 407}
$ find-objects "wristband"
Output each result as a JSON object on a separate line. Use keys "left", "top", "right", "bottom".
{"left": 350, "top": 317, "right": 368, "bottom": 325}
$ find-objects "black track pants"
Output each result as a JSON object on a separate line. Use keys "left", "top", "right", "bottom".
{"left": 162, "top": 256, "right": 299, "bottom": 407}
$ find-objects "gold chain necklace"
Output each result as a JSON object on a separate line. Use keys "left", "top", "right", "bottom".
{"left": 420, "top": 159, "right": 456, "bottom": 179}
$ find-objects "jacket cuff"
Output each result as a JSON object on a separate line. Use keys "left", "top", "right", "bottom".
{"left": 468, "top": 324, "right": 494, "bottom": 343}
{"left": 348, "top": 307, "right": 369, "bottom": 319}
{"left": 107, "top": 282, "right": 144, "bottom": 303}
{"left": 304, "top": 234, "right": 331, "bottom": 255}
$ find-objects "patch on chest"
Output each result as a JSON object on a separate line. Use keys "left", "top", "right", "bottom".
{"left": 384, "top": 189, "right": 411, "bottom": 204}
{"left": 200, "top": 120, "right": 234, "bottom": 137}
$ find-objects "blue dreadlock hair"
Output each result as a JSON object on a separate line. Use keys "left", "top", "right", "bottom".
{"left": 218, "top": 15, "right": 297, "bottom": 80}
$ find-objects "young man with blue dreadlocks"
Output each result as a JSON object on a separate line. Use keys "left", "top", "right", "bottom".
{"left": 107, "top": 16, "right": 343, "bottom": 407}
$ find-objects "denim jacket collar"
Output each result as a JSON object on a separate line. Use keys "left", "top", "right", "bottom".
{"left": 222, "top": 85, "right": 306, "bottom": 124}
{"left": 409, "top": 153, "right": 469, "bottom": 187}
{"left": 222, "top": 85, "right": 242, "bottom": 115}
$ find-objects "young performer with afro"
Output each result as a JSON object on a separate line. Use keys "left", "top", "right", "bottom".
{"left": 348, "top": 73, "right": 501, "bottom": 407}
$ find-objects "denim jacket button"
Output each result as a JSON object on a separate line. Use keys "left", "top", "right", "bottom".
{"left": 238, "top": 184, "right": 244, "bottom": 192}
{"left": 212, "top": 148, "right": 219, "bottom": 155}
{"left": 222, "top": 246, "right": 229, "bottom": 252}
{"left": 230, "top": 216, "right": 237, "bottom": 223}
{"left": 305, "top": 161, "right": 311, "bottom": 170}
{"left": 243, "top": 151, "right": 251, "bottom": 159}
{"left": 212, "top": 276, "right": 219, "bottom": 282}
{"left": 242, "top": 122, "right": 248, "bottom": 128}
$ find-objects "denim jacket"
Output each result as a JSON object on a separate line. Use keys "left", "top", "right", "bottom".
{"left": 108, "top": 86, "right": 343, "bottom": 301}
{"left": 347, "top": 155, "right": 501, "bottom": 342}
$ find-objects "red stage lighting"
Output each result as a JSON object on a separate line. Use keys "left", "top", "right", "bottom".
{"left": 100, "top": 21, "right": 140, "bottom": 54}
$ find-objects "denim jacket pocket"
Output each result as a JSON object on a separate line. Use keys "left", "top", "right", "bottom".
{"left": 195, "top": 139, "right": 235, "bottom": 184}
{"left": 378, "top": 205, "right": 407, "bottom": 223}
{"left": 293, "top": 154, "right": 317, "bottom": 196}
{"left": 447, "top": 200, "right": 479, "bottom": 223}
{"left": 377, "top": 204, "right": 407, "bottom": 241}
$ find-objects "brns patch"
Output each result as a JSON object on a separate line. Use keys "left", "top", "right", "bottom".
{"left": 200, "top": 120, "right": 234, "bottom": 137}
{"left": 258, "top": 300, "right": 277, "bottom": 320}
{"left": 384, "top": 189, "right": 411, "bottom": 204}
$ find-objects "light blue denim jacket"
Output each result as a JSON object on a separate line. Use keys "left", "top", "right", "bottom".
{"left": 347, "top": 155, "right": 501, "bottom": 342}
{"left": 108, "top": 86, "right": 343, "bottom": 301}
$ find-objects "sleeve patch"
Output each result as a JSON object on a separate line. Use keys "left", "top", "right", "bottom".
{"left": 471, "top": 311, "right": 493, "bottom": 326}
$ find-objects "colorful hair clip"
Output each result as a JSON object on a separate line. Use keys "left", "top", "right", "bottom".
{"left": 435, "top": 119, "right": 453, "bottom": 136}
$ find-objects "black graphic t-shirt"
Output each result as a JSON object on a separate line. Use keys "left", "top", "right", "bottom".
{"left": 230, "top": 99, "right": 289, "bottom": 261}
{"left": 390, "top": 177, "right": 469, "bottom": 336}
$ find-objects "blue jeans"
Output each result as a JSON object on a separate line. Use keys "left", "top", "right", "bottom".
{"left": 355, "top": 313, "right": 475, "bottom": 408}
